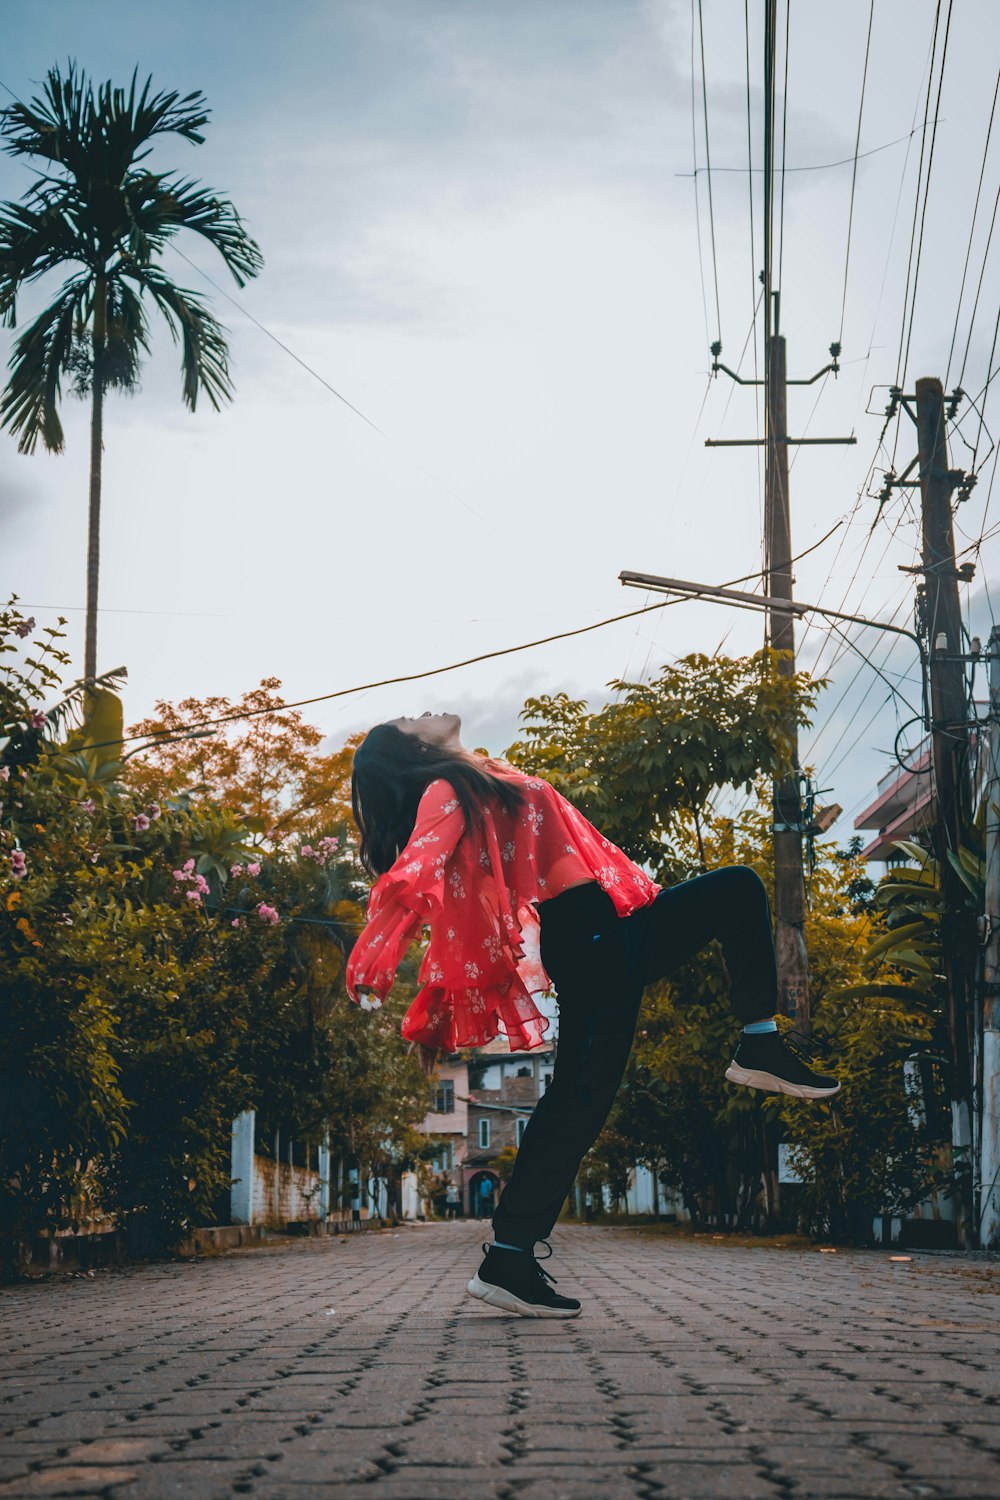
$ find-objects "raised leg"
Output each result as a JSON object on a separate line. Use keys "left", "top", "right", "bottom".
{"left": 626, "top": 865, "right": 777, "bottom": 1024}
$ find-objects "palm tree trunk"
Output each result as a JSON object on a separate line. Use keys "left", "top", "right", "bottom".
{"left": 84, "top": 278, "right": 107, "bottom": 683}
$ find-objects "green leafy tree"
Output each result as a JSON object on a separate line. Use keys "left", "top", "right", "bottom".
{"left": 0, "top": 63, "right": 263, "bottom": 679}
{"left": 506, "top": 650, "right": 820, "bottom": 872}
{"left": 591, "top": 809, "right": 943, "bottom": 1241}
{"left": 504, "top": 646, "right": 937, "bottom": 1243}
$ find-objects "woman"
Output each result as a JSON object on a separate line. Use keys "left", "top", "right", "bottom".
{"left": 347, "top": 711, "right": 839, "bottom": 1319}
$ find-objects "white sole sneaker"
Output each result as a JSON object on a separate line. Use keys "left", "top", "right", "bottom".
{"left": 466, "top": 1273, "right": 582, "bottom": 1319}
{"left": 725, "top": 1062, "right": 841, "bottom": 1099}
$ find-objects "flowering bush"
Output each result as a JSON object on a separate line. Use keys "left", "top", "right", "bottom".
{"left": 0, "top": 600, "right": 428, "bottom": 1268}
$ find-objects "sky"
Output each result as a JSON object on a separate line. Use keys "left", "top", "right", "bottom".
{"left": 2, "top": 0, "right": 999, "bottom": 849}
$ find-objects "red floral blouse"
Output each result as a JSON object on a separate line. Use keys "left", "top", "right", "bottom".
{"left": 345, "top": 761, "right": 660, "bottom": 1052}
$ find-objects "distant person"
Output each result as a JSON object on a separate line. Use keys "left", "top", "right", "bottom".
{"left": 347, "top": 712, "right": 839, "bottom": 1319}
{"left": 445, "top": 1182, "right": 460, "bottom": 1220}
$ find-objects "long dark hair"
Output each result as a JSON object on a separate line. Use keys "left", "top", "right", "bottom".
{"left": 350, "top": 723, "right": 524, "bottom": 878}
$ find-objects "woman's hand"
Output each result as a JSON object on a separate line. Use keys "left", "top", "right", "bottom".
{"left": 407, "top": 1041, "right": 443, "bottom": 1077}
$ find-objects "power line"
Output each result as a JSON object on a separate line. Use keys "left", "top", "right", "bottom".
{"left": 676, "top": 123, "right": 943, "bottom": 179}
{"left": 633, "top": 295, "right": 766, "bottom": 687}
{"left": 971, "top": 300, "right": 1000, "bottom": 476}
{"left": 957, "top": 179, "right": 1000, "bottom": 393}
{"left": 167, "top": 244, "right": 496, "bottom": 535}
{"left": 827, "top": 612, "right": 923, "bottom": 723}
{"left": 690, "top": 0, "right": 713, "bottom": 352}
{"left": 895, "top": 0, "right": 950, "bottom": 416}
{"left": 806, "top": 583, "right": 915, "bottom": 766}
{"left": 900, "top": 0, "right": 954, "bottom": 394}
{"left": 56, "top": 525, "right": 846, "bottom": 756}
{"left": 822, "top": 30, "right": 943, "bottom": 656}
{"left": 839, "top": 0, "right": 875, "bottom": 346}
{"left": 946, "top": 64, "right": 1000, "bottom": 387}
{"left": 823, "top": 690, "right": 895, "bottom": 784}
{"left": 805, "top": 501, "right": 917, "bottom": 691}
{"left": 614, "top": 371, "right": 714, "bottom": 689}
{"left": 743, "top": 0, "right": 763, "bottom": 541}
{"left": 842, "top": 58, "right": 934, "bottom": 501}
{"left": 696, "top": 0, "right": 723, "bottom": 343}
{"left": 777, "top": 0, "right": 790, "bottom": 298}
{"left": 763, "top": 0, "right": 777, "bottom": 328}
{"left": 0, "top": 66, "right": 500, "bottom": 540}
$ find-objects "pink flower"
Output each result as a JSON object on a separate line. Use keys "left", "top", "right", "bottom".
{"left": 29, "top": 711, "right": 45, "bottom": 730}
{"left": 80, "top": 797, "right": 95, "bottom": 814}
{"left": 186, "top": 890, "right": 202, "bottom": 904}
{"left": 300, "top": 844, "right": 315, "bottom": 860}
{"left": 192, "top": 874, "right": 210, "bottom": 895}
{"left": 133, "top": 814, "right": 150, "bottom": 832}
{"left": 182, "top": 858, "right": 195, "bottom": 873}
{"left": 14, "top": 617, "right": 35, "bottom": 639}
{"left": 172, "top": 869, "right": 188, "bottom": 882}
{"left": 247, "top": 862, "right": 261, "bottom": 878}
{"left": 147, "top": 803, "right": 162, "bottom": 821}
{"left": 0, "top": 767, "right": 9, "bottom": 782}
{"left": 10, "top": 850, "right": 27, "bottom": 879}
{"left": 230, "top": 863, "right": 244, "bottom": 877}
{"left": 319, "top": 835, "right": 340, "bottom": 859}
{"left": 231, "top": 917, "right": 243, "bottom": 928}
{"left": 256, "top": 902, "right": 279, "bottom": 925}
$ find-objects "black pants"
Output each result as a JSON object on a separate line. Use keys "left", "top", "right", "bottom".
{"left": 490, "top": 866, "right": 777, "bottom": 1250}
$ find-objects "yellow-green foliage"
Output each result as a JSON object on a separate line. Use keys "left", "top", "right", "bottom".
{"left": 506, "top": 657, "right": 946, "bottom": 1242}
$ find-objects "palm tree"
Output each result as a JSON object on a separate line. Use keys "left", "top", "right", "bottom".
{"left": 0, "top": 63, "right": 263, "bottom": 680}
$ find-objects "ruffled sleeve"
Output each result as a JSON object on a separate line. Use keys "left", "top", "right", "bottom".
{"left": 346, "top": 779, "right": 467, "bottom": 1006}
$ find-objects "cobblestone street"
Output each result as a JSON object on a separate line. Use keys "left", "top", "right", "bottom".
{"left": 2, "top": 1222, "right": 999, "bottom": 1499}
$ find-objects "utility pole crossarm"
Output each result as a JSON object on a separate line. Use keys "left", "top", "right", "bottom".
{"left": 705, "top": 436, "right": 857, "bottom": 447}
{"left": 618, "top": 571, "right": 926, "bottom": 662}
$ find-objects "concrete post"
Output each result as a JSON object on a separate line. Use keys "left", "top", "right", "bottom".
{"left": 318, "top": 1134, "right": 331, "bottom": 1221}
{"left": 231, "top": 1110, "right": 255, "bottom": 1225}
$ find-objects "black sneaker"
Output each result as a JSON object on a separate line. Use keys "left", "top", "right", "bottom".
{"left": 466, "top": 1240, "right": 582, "bottom": 1319}
{"left": 725, "top": 1029, "right": 841, "bottom": 1099}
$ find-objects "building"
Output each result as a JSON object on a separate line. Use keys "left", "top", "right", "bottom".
{"left": 420, "top": 1053, "right": 470, "bottom": 1193}
{"left": 853, "top": 714, "right": 987, "bottom": 866}
{"left": 415, "top": 1037, "right": 556, "bottom": 1218}
{"left": 463, "top": 1037, "right": 557, "bottom": 1219}
{"left": 853, "top": 738, "right": 934, "bottom": 865}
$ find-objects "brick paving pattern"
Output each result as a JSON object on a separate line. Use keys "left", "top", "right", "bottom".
{"left": 1, "top": 1221, "right": 999, "bottom": 1499}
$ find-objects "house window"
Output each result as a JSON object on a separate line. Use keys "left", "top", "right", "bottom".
{"left": 515, "top": 1118, "right": 527, "bottom": 1146}
{"left": 434, "top": 1080, "right": 454, "bottom": 1114}
{"left": 478, "top": 1117, "right": 491, "bottom": 1150}
{"left": 543, "top": 1073, "right": 552, "bottom": 1090}
{"left": 433, "top": 1141, "right": 454, "bottom": 1174}
{"left": 516, "top": 1066, "right": 531, "bottom": 1078}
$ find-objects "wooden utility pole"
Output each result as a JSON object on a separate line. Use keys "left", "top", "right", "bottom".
{"left": 705, "top": 314, "right": 853, "bottom": 1034}
{"left": 700, "top": 0, "right": 854, "bottom": 1034}
{"left": 914, "top": 376, "right": 974, "bottom": 1241}
{"left": 765, "top": 321, "right": 810, "bottom": 1032}
{"left": 982, "top": 626, "right": 1000, "bottom": 1248}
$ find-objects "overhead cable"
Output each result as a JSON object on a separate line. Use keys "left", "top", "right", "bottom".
{"left": 696, "top": 0, "right": 723, "bottom": 343}
{"left": 839, "top": 0, "right": 875, "bottom": 346}
{"left": 55, "top": 524, "right": 845, "bottom": 756}
{"left": 946, "top": 64, "right": 1000, "bottom": 386}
